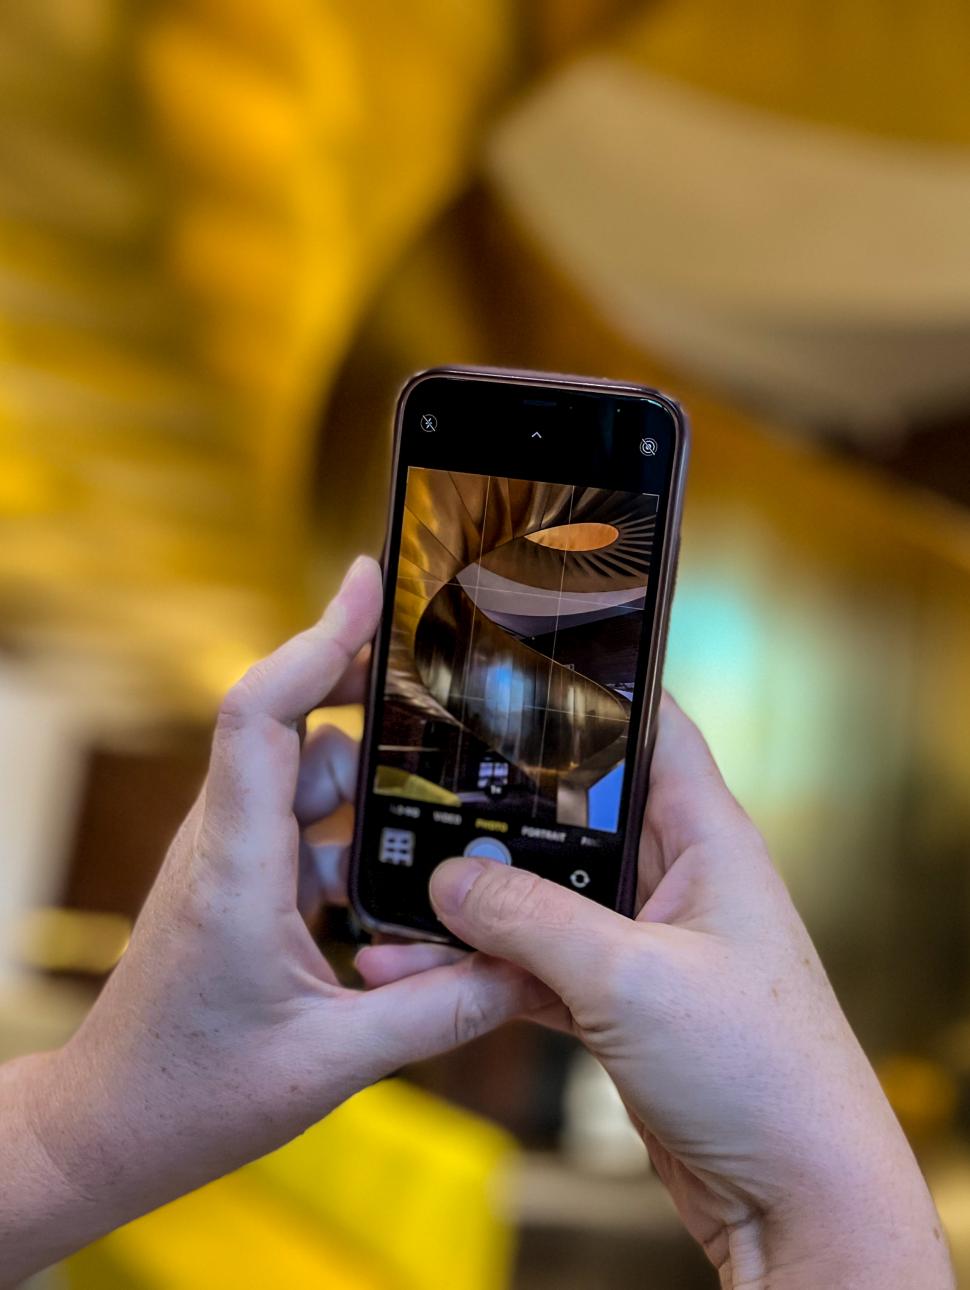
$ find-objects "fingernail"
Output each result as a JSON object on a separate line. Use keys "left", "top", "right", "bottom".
{"left": 430, "top": 858, "right": 486, "bottom": 915}
{"left": 340, "top": 554, "right": 368, "bottom": 592}
{"left": 324, "top": 556, "right": 372, "bottom": 627}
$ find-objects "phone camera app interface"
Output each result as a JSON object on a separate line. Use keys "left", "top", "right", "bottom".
{"left": 365, "top": 465, "right": 660, "bottom": 916}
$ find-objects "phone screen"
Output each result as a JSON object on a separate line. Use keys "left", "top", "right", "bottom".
{"left": 352, "top": 372, "right": 684, "bottom": 939}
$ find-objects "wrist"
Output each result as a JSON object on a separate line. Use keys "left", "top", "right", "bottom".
{"left": 16, "top": 1046, "right": 86, "bottom": 1208}
{"left": 0, "top": 1046, "right": 106, "bottom": 1285}
{"left": 726, "top": 1079, "right": 955, "bottom": 1290}
{"left": 15, "top": 1028, "right": 174, "bottom": 1255}
{"left": 24, "top": 1040, "right": 131, "bottom": 1218}
{"left": 728, "top": 1177, "right": 954, "bottom": 1290}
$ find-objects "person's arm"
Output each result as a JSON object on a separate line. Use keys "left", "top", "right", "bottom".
{"left": 0, "top": 1050, "right": 91, "bottom": 1277}
{"left": 0, "top": 557, "right": 543, "bottom": 1287}
{"left": 360, "top": 696, "right": 955, "bottom": 1290}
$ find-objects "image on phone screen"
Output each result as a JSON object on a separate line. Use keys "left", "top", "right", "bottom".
{"left": 380, "top": 468, "right": 656, "bottom": 830}
{"left": 352, "top": 372, "right": 685, "bottom": 940}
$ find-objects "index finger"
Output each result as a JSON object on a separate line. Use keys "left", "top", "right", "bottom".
{"left": 646, "top": 693, "right": 749, "bottom": 856}
{"left": 636, "top": 693, "right": 763, "bottom": 909}
{"left": 201, "top": 557, "right": 382, "bottom": 857}
{"left": 225, "top": 557, "right": 381, "bottom": 728}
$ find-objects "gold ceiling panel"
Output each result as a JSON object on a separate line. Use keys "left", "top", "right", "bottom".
{"left": 0, "top": 0, "right": 515, "bottom": 734}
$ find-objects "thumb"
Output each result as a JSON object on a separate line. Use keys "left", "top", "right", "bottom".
{"left": 430, "top": 858, "right": 632, "bottom": 1004}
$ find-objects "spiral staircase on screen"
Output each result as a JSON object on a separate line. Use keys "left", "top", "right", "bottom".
{"left": 383, "top": 468, "right": 656, "bottom": 828}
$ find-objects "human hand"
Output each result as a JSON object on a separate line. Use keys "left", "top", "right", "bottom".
{"left": 5, "top": 557, "right": 543, "bottom": 1283}
{"left": 361, "top": 697, "right": 954, "bottom": 1289}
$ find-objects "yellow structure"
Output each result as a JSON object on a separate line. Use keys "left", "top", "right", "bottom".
{"left": 624, "top": 0, "right": 970, "bottom": 145}
{"left": 65, "top": 1079, "right": 516, "bottom": 1290}
{"left": 0, "top": 0, "right": 515, "bottom": 727}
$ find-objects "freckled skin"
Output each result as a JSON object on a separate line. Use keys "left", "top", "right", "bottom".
{"left": 362, "top": 697, "right": 956, "bottom": 1290}
{"left": 0, "top": 559, "right": 545, "bottom": 1287}
{"left": 0, "top": 561, "right": 956, "bottom": 1290}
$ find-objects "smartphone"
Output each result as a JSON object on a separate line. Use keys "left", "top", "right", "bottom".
{"left": 349, "top": 366, "right": 689, "bottom": 943}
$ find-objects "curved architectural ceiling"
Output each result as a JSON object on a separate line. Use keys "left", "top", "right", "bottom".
{"left": 388, "top": 467, "right": 656, "bottom": 826}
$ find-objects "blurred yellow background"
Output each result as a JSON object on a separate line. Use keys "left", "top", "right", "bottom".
{"left": 3, "top": 3, "right": 970, "bottom": 1288}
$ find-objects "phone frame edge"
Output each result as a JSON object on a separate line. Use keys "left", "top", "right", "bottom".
{"left": 348, "top": 365, "right": 691, "bottom": 942}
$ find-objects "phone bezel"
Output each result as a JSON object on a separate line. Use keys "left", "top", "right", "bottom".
{"left": 348, "top": 365, "right": 690, "bottom": 943}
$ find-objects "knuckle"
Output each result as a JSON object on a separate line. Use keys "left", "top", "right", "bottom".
{"left": 450, "top": 982, "right": 493, "bottom": 1047}
{"left": 316, "top": 722, "right": 357, "bottom": 762}
{"left": 217, "top": 666, "right": 266, "bottom": 727}
{"left": 299, "top": 724, "right": 357, "bottom": 799}
{"left": 469, "top": 866, "right": 548, "bottom": 930}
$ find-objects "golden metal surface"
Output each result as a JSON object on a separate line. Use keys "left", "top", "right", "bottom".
{"left": 0, "top": 0, "right": 515, "bottom": 733}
